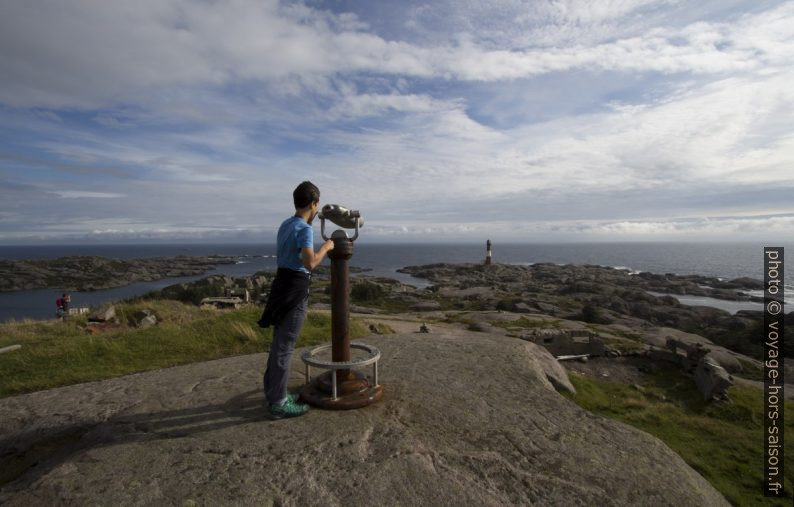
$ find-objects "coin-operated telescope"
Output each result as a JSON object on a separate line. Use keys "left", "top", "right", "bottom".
{"left": 319, "top": 204, "right": 363, "bottom": 236}
{"left": 300, "top": 204, "right": 383, "bottom": 409}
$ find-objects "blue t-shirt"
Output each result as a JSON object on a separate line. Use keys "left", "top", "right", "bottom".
{"left": 276, "top": 216, "right": 313, "bottom": 274}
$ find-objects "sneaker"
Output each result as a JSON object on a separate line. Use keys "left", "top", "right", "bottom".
{"left": 264, "top": 392, "right": 298, "bottom": 407}
{"left": 269, "top": 397, "right": 309, "bottom": 419}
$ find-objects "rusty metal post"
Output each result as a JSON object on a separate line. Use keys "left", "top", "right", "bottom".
{"left": 329, "top": 230, "right": 352, "bottom": 382}
{"left": 300, "top": 208, "right": 383, "bottom": 409}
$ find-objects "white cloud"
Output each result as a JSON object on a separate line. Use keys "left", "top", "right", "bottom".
{"left": 567, "top": 213, "right": 794, "bottom": 238}
{"left": 1, "top": 1, "right": 792, "bottom": 108}
{"left": 52, "top": 191, "right": 125, "bottom": 199}
{"left": 301, "top": 62, "right": 794, "bottom": 208}
{"left": 309, "top": 212, "right": 794, "bottom": 241}
{"left": 327, "top": 93, "right": 450, "bottom": 119}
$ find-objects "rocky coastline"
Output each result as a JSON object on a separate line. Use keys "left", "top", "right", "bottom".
{"left": 147, "top": 261, "right": 790, "bottom": 362}
{"left": 399, "top": 262, "right": 765, "bottom": 301}
{"left": 394, "top": 262, "right": 789, "bottom": 360}
{"left": 0, "top": 255, "right": 236, "bottom": 292}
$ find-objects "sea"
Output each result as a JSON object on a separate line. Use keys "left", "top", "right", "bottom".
{"left": 0, "top": 242, "right": 790, "bottom": 323}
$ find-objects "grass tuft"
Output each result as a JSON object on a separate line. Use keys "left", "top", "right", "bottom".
{"left": 489, "top": 316, "right": 563, "bottom": 330}
{"left": 600, "top": 336, "right": 647, "bottom": 353}
{"left": 735, "top": 358, "right": 765, "bottom": 382}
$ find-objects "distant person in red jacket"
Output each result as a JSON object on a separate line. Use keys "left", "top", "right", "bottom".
{"left": 55, "top": 293, "right": 71, "bottom": 321}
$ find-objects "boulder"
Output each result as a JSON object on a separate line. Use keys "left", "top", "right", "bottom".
{"left": 705, "top": 350, "right": 742, "bottom": 374}
{"left": 629, "top": 301, "right": 653, "bottom": 320}
{"left": 513, "top": 301, "right": 533, "bottom": 313}
{"left": 658, "top": 295, "right": 680, "bottom": 306}
{"left": 88, "top": 305, "right": 116, "bottom": 323}
{"left": 715, "top": 315, "right": 747, "bottom": 331}
{"left": 534, "top": 301, "right": 563, "bottom": 315}
{"left": 695, "top": 357, "right": 733, "bottom": 401}
{"left": 688, "top": 305, "right": 731, "bottom": 326}
{"left": 712, "top": 277, "right": 763, "bottom": 290}
{"left": 522, "top": 342, "right": 577, "bottom": 395}
{"left": 0, "top": 332, "right": 728, "bottom": 506}
{"left": 608, "top": 298, "right": 630, "bottom": 314}
{"left": 138, "top": 315, "right": 157, "bottom": 329}
{"left": 735, "top": 310, "right": 763, "bottom": 320}
{"left": 350, "top": 305, "right": 379, "bottom": 314}
{"left": 131, "top": 310, "right": 157, "bottom": 329}
{"left": 410, "top": 301, "right": 441, "bottom": 312}
{"left": 467, "top": 321, "right": 495, "bottom": 333}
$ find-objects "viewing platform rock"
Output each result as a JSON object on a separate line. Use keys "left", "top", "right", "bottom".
{"left": 0, "top": 330, "right": 727, "bottom": 506}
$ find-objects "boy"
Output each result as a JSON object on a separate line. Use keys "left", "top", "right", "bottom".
{"left": 258, "top": 181, "right": 334, "bottom": 418}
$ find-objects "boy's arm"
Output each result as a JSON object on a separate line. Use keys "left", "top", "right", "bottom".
{"left": 301, "top": 240, "right": 334, "bottom": 271}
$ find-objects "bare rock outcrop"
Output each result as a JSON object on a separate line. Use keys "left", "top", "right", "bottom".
{"left": 0, "top": 332, "right": 727, "bottom": 506}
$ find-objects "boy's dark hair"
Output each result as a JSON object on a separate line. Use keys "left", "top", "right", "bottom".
{"left": 293, "top": 181, "right": 320, "bottom": 209}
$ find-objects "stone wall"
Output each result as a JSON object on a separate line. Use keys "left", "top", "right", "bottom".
{"left": 520, "top": 329, "right": 605, "bottom": 357}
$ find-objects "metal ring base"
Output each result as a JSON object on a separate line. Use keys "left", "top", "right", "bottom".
{"left": 300, "top": 370, "right": 383, "bottom": 410}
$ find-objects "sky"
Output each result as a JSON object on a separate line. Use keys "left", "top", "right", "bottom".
{"left": 0, "top": 0, "right": 792, "bottom": 244}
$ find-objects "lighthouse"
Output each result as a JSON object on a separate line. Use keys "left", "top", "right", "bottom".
{"left": 484, "top": 239, "right": 492, "bottom": 265}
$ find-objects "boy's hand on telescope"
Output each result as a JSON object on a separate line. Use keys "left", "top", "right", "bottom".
{"left": 324, "top": 239, "right": 335, "bottom": 252}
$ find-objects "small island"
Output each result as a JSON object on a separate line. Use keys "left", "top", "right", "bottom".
{"left": 0, "top": 255, "right": 237, "bottom": 292}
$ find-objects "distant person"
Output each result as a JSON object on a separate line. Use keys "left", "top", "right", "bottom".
{"left": 55, "top": 293, "right": 71, "bottom": 321}
{"left": 258, "top": 181, "right": 334, "bottom": 419}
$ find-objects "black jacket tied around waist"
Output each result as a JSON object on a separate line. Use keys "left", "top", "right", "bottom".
{"left": 257, "top": 268, "right": 311, "bottom": 328}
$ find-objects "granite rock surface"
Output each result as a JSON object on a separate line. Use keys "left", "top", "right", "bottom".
{"left": 0, "top": 331, "right": 727, "bottom": 506}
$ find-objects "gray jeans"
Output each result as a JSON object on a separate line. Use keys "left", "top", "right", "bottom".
{"left": 263, "top": 295, "right": 308, "bottom": 405}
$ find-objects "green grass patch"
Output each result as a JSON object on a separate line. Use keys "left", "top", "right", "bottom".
{"left": 351, "top": 297, "right": 416, "bottom": 313}
{"left": 495, "top": 297, "right": 522, "bottom": 311}
{"left": 490, "top": 316, "right": 562, "bottom": 330}
{"left": 345, "top": 278, "right": 431, "bottom": 313}
{"left": 553, "top": 296, "right": 582, "bottom": 311}
{"left": 736, "top": 358, "right": 765, "bottom": 382}
{"left": 442, "top": 312, "right": 475, "bottom": 326}
{"left": 600, "top": 336, "right": 647, "bottom": 354}
{"left": 564, "top": 369, "right": 794, "bottom": 506}
{"left": 366, "top": 322, "right": 396, "bottom": 334}
{"left": 0, "top": 299, "right": 372, "bottom": 398}
{"left": 586, "top": 324, "right": 644, "bottom": 342}
{"left": 441, "top": 313, "right": 562, "bottom": 331}
{"left": 433, "top": 296, "right": 488, "bottom": 311}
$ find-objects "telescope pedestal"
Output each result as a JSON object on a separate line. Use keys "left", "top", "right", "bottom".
{"left": 299, "top": 231, "right": 383, "bottom": 410}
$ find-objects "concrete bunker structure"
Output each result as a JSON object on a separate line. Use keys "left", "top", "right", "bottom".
{"left": 519, "top": 329, "right": 606, "bottom": 357}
